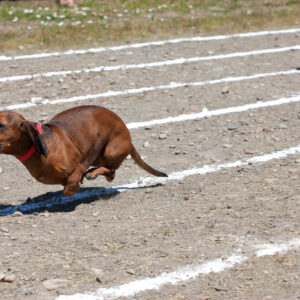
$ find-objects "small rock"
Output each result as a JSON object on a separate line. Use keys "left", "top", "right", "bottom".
{"left": 278, "top": 123, "right": 288, "bottom": 129}
{"left": 43, "top": 279, "right": 69, "bottom": 291}
{"left": 96, "top": 275, "right": 112, "bottom": 284}
{"left": 215, "top": 286, "right": 228, "bottom": 291}
{"left": 3, "top": 274, "right": 16, "bottom": 283}
{"left": 31, "top": 97, "right": 43, "bottom": 104}
{"left": 159, "top": 133, "right": 167, "bottom": 140}
{"left": 169, "top": 145, "right": 176, "bottom": 149}
{"left": 188, "top": 142, "right": 194, "bottom": 146}
{"left": 0, "top": 167, "right": 3, "bottom": 174}
{"left": 210, "top": 157, "right": 218, "bottom": 163}
{"left": 58, "top": 78, "right": 64, "bottom": 83}
{"left": 174, "top": 150, "right": 181, "bottom": 155}
{"left": 227, "top": 125, "right": 237, "bottom": 131}
{"left": 184, "top": 195, "right": 189, "bottom": 200}
{"left": 108, "top": 57, "right": 117, "bottom": 62}
{"left": 1, "top": 227, "right": 9, "bottom": 233}
{"left": 126, "top": 269, "right": 135, "bottom": 275}
{"left": 221, "top": 87, "right": 229, "bottom": 94}
{"left": 10, "top": 64, "right": 18, "bottom": 69}
{"left": 0, "top": 271, "right": 5, "bottom": 281}
{"left": 143, "top": 141, "right": 150, "bottom": 148}
{"left": 222, "top": 144, "right": 232, "bottom": 148}
{"left": 295, "top": 158, "right": 300, "bottom": 163}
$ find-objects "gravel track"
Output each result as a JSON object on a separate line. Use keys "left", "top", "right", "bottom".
{"left": 0, "top": 29, "right": 299, "bottom": 300}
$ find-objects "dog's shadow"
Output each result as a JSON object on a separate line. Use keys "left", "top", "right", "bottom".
{"left": 0, "top": 184, "right": 162, "bottom": 216}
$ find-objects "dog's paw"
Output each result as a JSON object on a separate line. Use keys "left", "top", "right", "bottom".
{"left": 85, "top": 173, "right": 96, "bottom": 180}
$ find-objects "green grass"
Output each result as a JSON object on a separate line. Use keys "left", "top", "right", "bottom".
{"left": 0, "top": 0, "right": 299, "bottom": 52}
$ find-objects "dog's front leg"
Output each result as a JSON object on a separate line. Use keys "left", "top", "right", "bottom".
{"left": 63, "top": 166, "right": 84, "bottom": 197}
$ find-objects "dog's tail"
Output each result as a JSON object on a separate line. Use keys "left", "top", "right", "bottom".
{"left": 130, "top": 145, "right": 168, "bottom": 177}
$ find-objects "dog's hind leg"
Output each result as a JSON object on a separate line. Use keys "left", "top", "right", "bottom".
{"left": 85, "top": 167, "right": 115, "bottom": 182}
{"left": 84, "top": 135, "right": 131, "bottom": 182}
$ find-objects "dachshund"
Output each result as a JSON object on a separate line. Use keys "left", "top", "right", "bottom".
{"left": 0, "top": 105, "right": 167, "bottom": 196}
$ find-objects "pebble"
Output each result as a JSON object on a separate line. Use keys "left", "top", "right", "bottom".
{"left": 96, "top": 275, "right": 112, "bottom": 284}
{"left": 0, "top": 271, "right": 5, "bottom": 281}
{"left": 278, "top": 123, "right": 288, "bottom": 129}
{"left": 221, "top": 86, "right": 230, "bottom": 94}
{"left": 227, "top": 125, "right": 237, "bottom": 131}
{"left": 169, "top": 145, "right": 176, "bottom": 149}
{"left": 1, "top": 227, "right": 9, "bottom": 233}
{"left": 143, "top": 141, "right": 151, "bottom": 148}
{"left": 223, "top": 144, "right": 232, "bottom": 148}
{"left": 3, "top": 274, "right": 16, "bottom": 283}
{"left": 31, "top": 97, "right": 43, "bottom": 104}
{"left": 126, "top": 269, "right": 135, "bottom": 275}
{"left": 159, "top": 133, "right": 167, "bottom": 139}
{"left": 108, "top": 57, "right": 117, "bottom": 62}
{"left": 0, "top": 167, "right": 2, "bottom": 174}
{"left": 295, "top": 158, "right": 300, "bottom": 163}
{"left": 43, "top": 279, "right": 69, "bottom": 291}
{"left": 188, "top": 142, "right": 194, "bottom": 146}
{"left": 174, "top": 150, "right": 181, "bottom": 155}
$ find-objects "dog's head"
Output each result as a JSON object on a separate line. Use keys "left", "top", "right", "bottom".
{"left": 0, "top": 111, "right": 48, "bottom": 157}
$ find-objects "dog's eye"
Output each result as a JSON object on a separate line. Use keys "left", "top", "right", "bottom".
{"left": 0, "top": 123, "right": 5, "bottom": 129}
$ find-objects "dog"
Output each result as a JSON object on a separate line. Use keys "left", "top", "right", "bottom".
{"left": 0, "top": 105, "right": 167, "bottom": 196}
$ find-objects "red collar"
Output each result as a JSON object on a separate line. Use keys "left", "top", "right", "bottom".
{"left": 17, "top": 123, "right": 42, "bottom": 162}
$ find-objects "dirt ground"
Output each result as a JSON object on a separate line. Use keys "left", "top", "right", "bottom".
{"left": 0, "top": 29, "right": 299, "bottom": 300}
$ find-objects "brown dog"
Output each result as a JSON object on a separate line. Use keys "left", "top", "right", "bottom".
{"left": 0, "top": 105, "right": 167, "bottom": 197}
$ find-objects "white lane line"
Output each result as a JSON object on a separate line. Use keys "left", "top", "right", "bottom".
{"left": 125, "top": 144, "right": 300, "bottom": 188}
{"left": 1, "top": 45, "right": 299, "bottom": 83}
{"left": 1, "top": 28, "right": 299, "bottom": 62}
{"left": 56, "top": 238, "right": 300, "bottom": 300}
{"left": 2, "top": 69, "right": 299, "bottom": 111}
{"left": 127, "top": 94, "right": 300, "bottom": 129}
{"left": 255, "top": 239, "right": 300, "bottom": 257}
{"left": 1, "top": 144, "right": 299, "bottom": 216}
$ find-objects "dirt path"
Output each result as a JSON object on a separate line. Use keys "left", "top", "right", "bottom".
{"left": 0, "top": 29, "right": 299, "bottom": 300}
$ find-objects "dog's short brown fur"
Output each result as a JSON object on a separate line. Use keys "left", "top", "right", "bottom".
{"left": 0, "top": 105, "right": 167, "bottom": 196}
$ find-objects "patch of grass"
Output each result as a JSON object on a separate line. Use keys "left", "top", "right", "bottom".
{"left": 0, "top": 0, "right": 299, "bottom": 52}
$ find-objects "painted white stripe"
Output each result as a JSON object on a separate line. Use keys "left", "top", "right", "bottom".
{"left": 56, "top": 237, "right": 300, "bottom": 300}
{"left": 1, "top": 45, "right": 299, "bottom": 83}
{"left": 255, "top": 239, "right": 300, "bottom": 257}
{"left": 124, "top": 144, "right": 300, "bottom": 188}
{"left": 1, "top": 145, "right": 299, "bottom": 216}
{"left": 1, "top": 69, "right": 299, "bottom": 111}
{"left": 127, "top": 94, "right": 300, "bottom": 129}
{"left": 0, "top": 28, "right": 299, "bottom": 62}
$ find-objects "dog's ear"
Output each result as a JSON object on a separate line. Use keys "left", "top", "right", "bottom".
{"left": 19, "top": 121, "right": 48, "bottom": 157}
